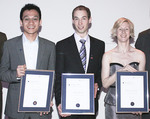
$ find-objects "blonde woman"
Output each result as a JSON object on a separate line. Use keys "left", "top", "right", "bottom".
{"left": 101, "top": 17, "right": 145, "bottom": 119}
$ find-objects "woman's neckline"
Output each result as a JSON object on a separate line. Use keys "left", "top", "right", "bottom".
{"left": 110, "top": 62, "right": 139, "bottom": 67}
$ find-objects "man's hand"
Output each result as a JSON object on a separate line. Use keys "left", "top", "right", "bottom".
{"left": 40, "top": 101, "right": 53, "bottom": 116}
{"left": 40, "top": 112, "right": 49, "bottom": 116}
{"left": 50, "top": 101, "right": 53, "bottom": 107}
{"left": 94, "top": 83, "right": 98, "bottom": 98}
{"left": 17, "top": 64, "right": 26, "bottom": 77}
{"left": 58, "top": 104, "right": 71, "bottom": 117}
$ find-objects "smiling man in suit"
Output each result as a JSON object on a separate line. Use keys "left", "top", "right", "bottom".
{"left": 55, "top": 5, "right": 105, "bottom": 119}
{"left": 0, "top": 4, "right": 55, "bottom": 119}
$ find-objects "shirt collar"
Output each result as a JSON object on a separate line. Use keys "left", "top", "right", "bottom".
{"left": 22, "top": 33, "right": 39, "bottom": 44}
{"left": 74, "top": 33, "right": 89, "bottom": 43}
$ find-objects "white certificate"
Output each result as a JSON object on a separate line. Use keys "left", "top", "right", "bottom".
{"left": 61, "top": 73, "right": 94, "bottom": 114}
{"left": 23, "top": 74, "right": 49, "bottom": 107}
{"left": 120, "top": 75, "right": 144, "bottom": 108}
{"left": 66, "top": 78, "right": 90, "bottom": 110}
{"left": 18, "top": 70, "right": 54, "bottom": 112}
{"left": 116, "top": 71, "right": 149, "bottom": 113}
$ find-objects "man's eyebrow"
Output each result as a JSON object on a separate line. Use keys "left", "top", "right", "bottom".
{"left": 74, "top": 16, "right": 78, "bottom": 18}
{"left": 23, "top": 15, "right": 39, "bottom": 18}
{"left": 83, "top": 16, "right": 87, "bottom": 17}
{"left": 74, "top": 16, "right": 87, "bottom": 18}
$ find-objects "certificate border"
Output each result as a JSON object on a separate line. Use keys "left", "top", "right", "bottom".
{"left": 61, "top": 73, "right": 95, "bottom": 114}
{"left": 18, "top": 70, "right": 54, "bottom": 112}
{"left": 116, "top": 71, "right": 149, "bottom": 113}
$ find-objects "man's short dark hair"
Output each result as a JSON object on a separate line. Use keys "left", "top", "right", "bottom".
{"left": 72, "top": 5, "right": 91, "bottom": 20}
{"left": 20, "top": 3, "right": 41, "bottom": 21}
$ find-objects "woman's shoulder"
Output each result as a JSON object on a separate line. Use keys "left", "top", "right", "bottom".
{"left": 133, "top": 47, "right": 145, "bottom": 56}
{"left": 132, "top": 47, "right": 145, "bottom": 60}
{"left": 104, "top": 48, "right": 117, "bottom": 57}
{"left": 102, "top": 48, "right": 116, "bottom": 62}
{"left": 103, "top": 49, "right": 113, "bottom": 57}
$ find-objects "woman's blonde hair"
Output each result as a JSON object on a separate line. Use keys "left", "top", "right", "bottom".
{"left": 111, "top": 17, "right": 134, "bottom": 44}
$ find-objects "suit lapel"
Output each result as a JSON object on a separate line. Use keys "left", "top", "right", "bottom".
{"left": 36, "top": 37, "right": 44, "bottom": 69}
{"left": 87, "top": 36, "right": 94, "bottom": 72}
{"left": 70, "top": 35, "right": 85, "bottom": 72}
{"left": 16, "top": 36, "right": 26, "bottom": 65}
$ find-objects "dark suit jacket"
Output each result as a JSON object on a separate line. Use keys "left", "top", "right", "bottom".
{"left": 0, "top": 35, "right": 55, "bottom": 118}
{"left": 0, "top": 32, "right": 7, "bottom": 62}
{"left": 135, "top": 29, "right": 150, "bottom": 118}
{"left": 55, "top": 34, "right": 105, "bottom": 113}
{"left": 0, "top": 32, "right": 7, "bottom": 119}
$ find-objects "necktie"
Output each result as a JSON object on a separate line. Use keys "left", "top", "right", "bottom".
{"left": 80, "top": 39, "right": 86, "bottom": 71}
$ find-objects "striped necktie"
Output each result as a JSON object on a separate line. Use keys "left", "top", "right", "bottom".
{"left": 80, "top": 39, "right": 86, "bottom": 71}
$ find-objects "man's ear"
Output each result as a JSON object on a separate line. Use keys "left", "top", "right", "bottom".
{"left": 89, "top": 17, "right": 92, "bottom": 24}
{"left": 40, "top": 19, "right": 42, "bottom": 26}
{"left": 20, "top": 20, "right": 24, "bottom": 32}
{"left": 20, "top": 20, "right": 23, "bottom": 26}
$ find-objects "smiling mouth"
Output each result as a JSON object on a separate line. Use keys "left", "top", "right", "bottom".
{"left": 120, "top": 34, "right": 127, "bottom": 38}
{"left": 78, "top": 27, "right": 84, "bottom": 30}
{"left": 28, "top": 26, "right": 35, "bottom": 29}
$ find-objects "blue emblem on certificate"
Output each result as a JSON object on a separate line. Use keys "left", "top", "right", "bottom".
{"left": 76, "top": 103, "right": 80, "bottom": 107}
{"left": 33, "top": 101, "right": 37, "bottom": 105}
{"left": 130, "top": 102, "right": 134, "bottom": 106}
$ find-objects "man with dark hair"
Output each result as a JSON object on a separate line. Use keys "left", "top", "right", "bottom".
{"left": 20, "top": 4, "right": 41, "bottom": 21}
{"left": 55, "top": 5, "right": 105, "bottom": 119}
{"left": 0, "top": 4, "right": 55, "bottom": 119}
{"left": 0, "top": 32, "right": 7, "bottom": 119}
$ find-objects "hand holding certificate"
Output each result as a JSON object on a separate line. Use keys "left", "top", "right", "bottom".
{"left": 18, "top": 70, "right": 54, "bottom": 112}
{"left": 116, "top": 71, "right": 149, "bottom": 113}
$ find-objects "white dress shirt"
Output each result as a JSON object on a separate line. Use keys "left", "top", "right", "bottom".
{"left": 22, "top": 34, "right": 39, "bottom": 69}
{"left": 74, "top": 33, "right": 90, "bottom": 73}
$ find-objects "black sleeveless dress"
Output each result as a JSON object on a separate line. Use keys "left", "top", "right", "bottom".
{"left": 104, "top": 62, "right": 140, "bottom": 119}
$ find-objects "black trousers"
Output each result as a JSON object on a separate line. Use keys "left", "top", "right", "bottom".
{"left": 142, "top": 113, "right": 150, "bottom": 119}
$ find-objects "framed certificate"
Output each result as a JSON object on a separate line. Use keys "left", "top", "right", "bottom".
{"left": 116, "top": 71, "right": 149, "bottom": 113}
{"left": 61, "top": 73, "right": 95, "bottom": 115}
{"left": 18, "top": 70, "right": 54, "bottom": 112}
